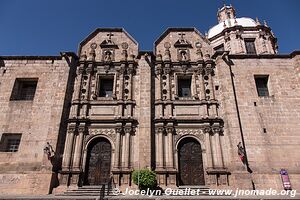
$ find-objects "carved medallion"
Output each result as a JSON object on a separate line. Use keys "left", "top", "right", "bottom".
{"left": 164, "top": 42, "right": 171, "bottom": 49}
{"left": 90, "top": 43, "right": 97, "bottom": 50}
{"left": 121, "top": 42, "right": 129, "bottom": 50}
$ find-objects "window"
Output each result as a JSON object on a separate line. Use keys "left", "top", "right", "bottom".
{"left": 255, "top": 76, "right": 269, "bottom": 97}
{"left": 227, "top": 12, "right": 231, "bottom": 19}
{"left": 10, "top": 78, "right": 38, "bottom": 101}
{"left": 214, "top": 44, "right": 225, "bottom": 52}
{"left": 178, "top": 77, "right": 191, "bottom": 97}
{"left": 245, "top": 39, "right": 257, "bottom": 55}
{"left": 0, "top": 134, "right": 22, "bottom": 152}
{"left": 99, "top": 77, "right": 114, "bottom": 97}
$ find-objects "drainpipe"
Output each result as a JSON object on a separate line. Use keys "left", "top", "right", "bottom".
{"left": 221, "top": 52, "right": 255, "bottom": 190}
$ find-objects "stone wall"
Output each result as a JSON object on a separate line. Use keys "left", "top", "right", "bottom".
{"left": 216, "top": 55, "right": 300, "bottom": 190}
{"left": 0, "top": 57, "right": 75, "bottom": 195}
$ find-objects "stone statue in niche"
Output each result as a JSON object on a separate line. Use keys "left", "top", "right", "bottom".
{"left": 178, "top": 49, "right": 189, "bottom": 61}
{"left": 180, "top": 50, "right": 187, "bottom": 61}
{"left": 103, "top": 50, "right": 113, "bottom": 62}
{"left": 104, "top": 51, "right": 111, "bottom": 61}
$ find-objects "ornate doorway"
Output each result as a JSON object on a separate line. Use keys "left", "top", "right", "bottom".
{"left": 84, "top": 137, "right": 112, "bottom": 185}
{"left": 178, "top": 137, "right": 205, "bottom": 185}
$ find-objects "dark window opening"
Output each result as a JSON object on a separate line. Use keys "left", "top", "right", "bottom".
{"left": 0, "top": 134, "right": 22, "bottom": 152}
{"left": 255, "top": 76, "right": 269, "bottom": 97}
{"left": 99, "top": 78, "right": 114, "bottom": 97}
{"left": 10, "top": 78, "right": 38, "bottom": 101}
{"left": 214, "top": 44, "right": 225, "bottom": 52}
{"left": 227, "top": 12, "right": 231, "bottom": 19}
{"left": 178, "top": 77, "right": 191, "bottom": 97}
{"left": 245, "top": 39, "right": 257, "bottom": 55}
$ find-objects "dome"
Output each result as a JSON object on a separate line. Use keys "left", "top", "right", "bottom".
{"left": 208, "top": 17, "right": 257, "bottom": 39}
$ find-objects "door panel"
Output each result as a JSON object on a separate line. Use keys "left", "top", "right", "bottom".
{"left": 84, "top": 138, "right": 111, "bottom": 185}
{"left": 178, "top": 138, "right": 205, "bottom": 185}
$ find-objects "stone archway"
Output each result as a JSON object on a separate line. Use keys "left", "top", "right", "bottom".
{"left": 84, "top": 137, "right": 112, "bottom": 185}
{"left": 178, "top": 137, "right": 205, "bottom": 185}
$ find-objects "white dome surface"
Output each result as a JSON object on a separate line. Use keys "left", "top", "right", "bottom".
{"left": 208, "top": 17, "right": 257, "bottom": 39}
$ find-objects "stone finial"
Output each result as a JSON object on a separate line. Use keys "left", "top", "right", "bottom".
{"left": 156, "top": 54, "right": 162, "bottom": 61}
{"left": 128, "top": 54, "right": 135, "bottom": 61}
{"left": 121, "top": 50, "right": 128, "bottom": 61}
{"left": 234, "top": 17, "right": 238, "bottom": 25}
{"left": 88, "top": 48, "right": 96, "bottom": 61}
{"left": 264, "top": 20, "right": 268, "bottom": 27}
{"left": 256, "top": 17, "right": 261, "bottom": 25}
{"left": 205, "top": 31, "right": 208, "bottom": 37}
{"left": 80, "top": 51, "right": 87, "bottom": 61}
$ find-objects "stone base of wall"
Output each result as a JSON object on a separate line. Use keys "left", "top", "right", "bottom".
{"left": 0, "top": 172, "right": 52, "bottom": 195}
{"left": 229, "top": 172, "right": 300, "bottom": 191}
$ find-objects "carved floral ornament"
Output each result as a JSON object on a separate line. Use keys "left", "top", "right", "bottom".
{"left": 85, "top": 128, "right": 117, "bottom": 143}
{"left": 175, "top": 128, "right": 205, "bottom": 143}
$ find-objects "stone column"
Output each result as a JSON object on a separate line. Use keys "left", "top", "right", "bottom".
{"left": 118, "top": 64, "right": 125, "bottom": 117}
{"left": 123, "top": 126, "right": 132, "bottom": 168}
{"left": 156, "top": 127, "right": 164, "bottom": 169}
{"left": 198, "top": 64, "right": 205, "bottom": 100}
{"left": 192, "top": 72, "right": 197, "bottom": 98}
{"left": 164, "top": 64, "right": 172, "bottom": 117}
{"left": 62, "top": 125, "right": 76, "bottom": 171}
{"left": 114, "top": 127, "right": 122, "bottom": 169}
{"left": 166, "top": 127, "right": 174, "bottom": 169}
{"left": 113, "top": 72, "right": 117, "bottom": 98}
{"left": 165, "top": 65, "right": 171, "bottom": 100}
{"left": 207, "top": 64, "right": 216, "bottom": 100}
{"left": 72, "top": 125, "right": 85, "bottom": 170}
{"left": 81, "top": 64, "right": 93, "bottom": 118}
{"left": 211, "top": 127, "right": 224, "bottom": 168}
{"left": 204, "top": 127, "right": 214, "bottom": 169}
{"left": 70, "top": 64, "right": 84, "bottom": 118}
{"left": 127, "top": 64, "right": 134, "bottom": 116}
{"left": 155, "top": 65, "right": 163, "bottom": 118}
{"left": 214, "top": 127, "right": 224, "bottom": 168}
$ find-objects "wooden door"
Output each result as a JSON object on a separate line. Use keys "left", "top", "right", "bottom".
{"left": 178, "top": 138, "right": 205, "bottom": 185}
{"left": 84, "top": 138, "right": 111, "bottom": 185}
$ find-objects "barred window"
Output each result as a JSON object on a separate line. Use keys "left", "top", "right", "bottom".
{"left": 10, "top": 78, "right": 38, "bottom": 101}
{"left": 0, "top": 134, "right": 22, "bottom": 152}
{"left": 255, "top": 76, "right": 269, "bottom": 97}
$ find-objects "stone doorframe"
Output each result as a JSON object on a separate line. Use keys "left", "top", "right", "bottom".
{"left": 174, "top": 134, "right": 208, "bottom": 185}
{"left": 82, "top": 134, "right": 116, "bottom": 180}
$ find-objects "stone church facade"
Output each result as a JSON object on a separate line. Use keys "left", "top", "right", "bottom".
{"left": 0, "top": 5, "right": 299, "bottom": 195}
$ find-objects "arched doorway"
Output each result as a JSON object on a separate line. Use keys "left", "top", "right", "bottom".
{"left": 84, "top": 137, "right": 112, "bottom": 185}
{"left": 178, "top": 137, "right": 205, "bottom": 185}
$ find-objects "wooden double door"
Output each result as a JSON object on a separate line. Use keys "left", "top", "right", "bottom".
{"left": 178, "top": 137, "right": 205, "bottom": 185}
{"left": 84, "top": 138, "right": 112, "bottom": 185}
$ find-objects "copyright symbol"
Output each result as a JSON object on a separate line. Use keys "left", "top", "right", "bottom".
{"left": 112, "top": 188, "right": 120, "bottom": 195}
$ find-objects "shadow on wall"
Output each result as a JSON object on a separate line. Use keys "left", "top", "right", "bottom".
{"left": 49, "top": 54, "right": 78, "bottom": 194}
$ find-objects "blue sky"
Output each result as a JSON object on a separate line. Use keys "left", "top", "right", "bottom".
{"left": 0, "top": 0, "right": 299, "bottom": 55}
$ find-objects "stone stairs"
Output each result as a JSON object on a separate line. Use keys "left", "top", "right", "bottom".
{"left": 57, "top": 185, "right": 113, "bottom": 197}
